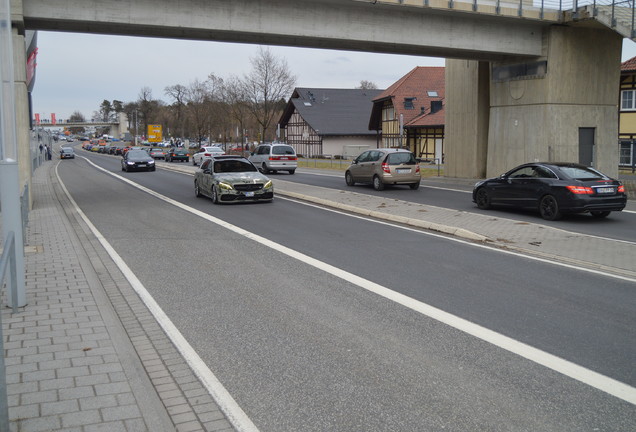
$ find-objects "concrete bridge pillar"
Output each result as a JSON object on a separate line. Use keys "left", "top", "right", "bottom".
{"left": 11, "top": 26, "right": 32, "bottom": 205}
{"left": 445, "top": 25, "right": 623, "bottom": 179}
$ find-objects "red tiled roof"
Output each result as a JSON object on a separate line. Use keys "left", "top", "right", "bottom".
{"left": 372, "top": 66, "right": 445, "bottom": 128}
{"left": 621, "top": 56, "right": 636, "bottom": 72}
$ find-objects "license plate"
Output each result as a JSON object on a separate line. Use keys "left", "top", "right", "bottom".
{"left": 596, "top": 187, "right": 614, "bottom": 194}
{"left": 138, "top": 164, "right": 146, "bottom": 167}
{"left": 245, "top": 191, "right": 255, "bottom": 197}
{"left": 280, "top": 157, "right": 288, "bottom": 160}
{"left": 396, "top": 168, "right": 411, "bottom": 174}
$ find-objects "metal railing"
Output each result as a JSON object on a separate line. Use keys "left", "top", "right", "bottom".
{"left": 375, "top": 0, "right": 636, "bottom": 39}
{"left": 0, "top": 231, "right": 18, "bottom": 314}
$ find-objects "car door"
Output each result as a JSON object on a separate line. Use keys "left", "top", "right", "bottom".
{"left": 349, "top": 151, "right": 372, "bottom": 182}
{"left": 199, "top": 159, "right": 212, "bottom": 194}
{"left": 492, "top": 165, "right": 537, "bottom": 207}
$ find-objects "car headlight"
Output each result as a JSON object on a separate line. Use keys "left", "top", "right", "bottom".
{"left": 127, "top": 161, "right": 135, "bottom": 165}
{"left": 218, "top": 182, "right": 233, "bottom": 190}
{"left": 148, "top": 160, "right": 155, "bottom": 164}
{"left": 264, "top": 180, "right": 273, "bottom": 189}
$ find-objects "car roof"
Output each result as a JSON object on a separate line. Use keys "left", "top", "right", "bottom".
{"left": 211, "top": 155, "right": 248, "bottom": 161}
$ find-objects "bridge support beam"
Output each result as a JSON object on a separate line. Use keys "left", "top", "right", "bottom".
{"left": 446, "top": 25, "right": 623, "bottom": 179}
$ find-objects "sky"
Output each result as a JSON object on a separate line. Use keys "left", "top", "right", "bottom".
{"left": 30, "top": 31, "right": 636, "bottom": 121}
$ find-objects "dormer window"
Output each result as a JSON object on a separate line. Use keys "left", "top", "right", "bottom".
{"left": 427, "top": 91, "right": 438, "bottom": 97}
{"left": 404, "top": 97, "right": 416, "bottom": 109}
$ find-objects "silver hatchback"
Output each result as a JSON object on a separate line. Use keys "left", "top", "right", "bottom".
{"left": 345, "top": 148, "right": 421, "bottom": 190}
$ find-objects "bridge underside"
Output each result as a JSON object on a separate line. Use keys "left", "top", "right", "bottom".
{"left": 18, "top": 0, "right": 543, "bottom": 61}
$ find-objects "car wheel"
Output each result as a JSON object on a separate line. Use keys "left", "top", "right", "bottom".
{"left": 192, "top": 158, "right": 197, "bottom": 166}
{"left": 121, "top": 165, "right": 125, "bottom": 172}
{"left": 150, "top": 167, "right": 156, "bottom": 172}
{"left": 345, "top": 171, "right": 355, "bottom": 186}
{"left": 475, "top": 188, "right": 491, "bottom": 210}
{"left": 409, "top": 182, "right": 420, "bottom": 190}
{"left": 373, "top": 175, "right": 385, "bottom": 191}
{"left": 590, "top": 210, "right": 611, "bottom": 218}
{"left": 211, "top": 186, "right": 219, "bottom": 204}
{"left": 194, "top": 181, "right": 203, "bottom": 198}
{"left": 261, "top": 163, "right": 269, "bottom": 174}
{"left": 288, "top": 169, "right": 295, "bottom": 175}
{"left": 539, "top": 194, "right": 562, "bottom": 221}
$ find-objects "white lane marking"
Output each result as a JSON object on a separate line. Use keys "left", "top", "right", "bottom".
{"left": 275, "top": 196, "right": 636, "bottom": 283}
{"left": 75, "top": 156, "right": 636, "bottom": 406}
{"left": 55, "top": 162, "right": 260, "bottom": 432}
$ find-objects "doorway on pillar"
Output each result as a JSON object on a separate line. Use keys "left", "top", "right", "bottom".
{"left": 578, "top": 127, "right": 595, "bottom": 167}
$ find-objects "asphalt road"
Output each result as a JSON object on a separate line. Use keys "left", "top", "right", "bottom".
{"left": 278, "top": 169, "right": 636, "bottom": 243}
{"left": 57, "top": 151, "right": 636, "bottom": 431}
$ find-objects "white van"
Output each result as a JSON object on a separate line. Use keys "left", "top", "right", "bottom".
{"left": 248, "top": 143, "right": 297, "bottom": 174}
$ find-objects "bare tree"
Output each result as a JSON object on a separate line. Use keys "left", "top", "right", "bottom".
{"left": 185, "top": 79, "right": 213, "bottom": 144}
{"left": 356, "top": 80, "right": 378, "bottom": 90}
{"left": 213, "top": 74, "right": 251, "bottom": 147}
{"left": 241, "top": 47, "right": 296, "bottom": 143}
{"left": 165, "top": 84, "right": 188, "bottom": 139}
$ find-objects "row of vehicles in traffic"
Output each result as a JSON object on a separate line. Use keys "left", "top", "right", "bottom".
{"left": 76, "top": 138, "right": 629, "bottom": 219}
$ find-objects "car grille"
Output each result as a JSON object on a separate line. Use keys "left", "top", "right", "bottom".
{"left": 234, "top": 184, "right": 263, "bottom": 192}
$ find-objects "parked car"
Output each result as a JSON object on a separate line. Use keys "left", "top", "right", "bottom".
{"left": 194, "top": 156, "right": 273, "bottom": 204}
{"left": 59, "top": 147, "right": 75, "bottom": 159}
{"left": 248, "top": 143, "right": 297, "bottom": 174}
{"left": 148, "top": 147, "right": 167, "bottom": 160}
{"left": 165, "top": 147, "right": 190, "bottom": 162}
{"left": 121, "top": 149, "right": 156, "bottom": 172}
{"left": 345, "top": 148, "right": 421, "bottom": 191}
{"left": 192, "top": 146, "right": 225, "bottom": 165}
{"left": 472, "top": 162, "right": 627, "bottom": 220}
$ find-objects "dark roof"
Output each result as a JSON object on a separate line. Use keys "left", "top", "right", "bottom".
{"left": 279, "top": 88, "right": 384, "bottom": 136}
{"left": 621, "top": 56, "right": 636, "bottom": 73}
{"left": 369, "top": 67, "right": 445, "bottom": 130}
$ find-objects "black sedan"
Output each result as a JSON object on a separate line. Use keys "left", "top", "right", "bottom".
{"left": 121, "top": 149, "right": 156, "bottom": 172}
{"left": 472, "top": 162, "right": 627, "bottom": 220}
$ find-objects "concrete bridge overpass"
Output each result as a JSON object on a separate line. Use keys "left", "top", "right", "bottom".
{"left": 5, "top": 0, "right": 635, "bottom": 190}
{"left": 34, "top": 113, "right": 129, "bottom": 138}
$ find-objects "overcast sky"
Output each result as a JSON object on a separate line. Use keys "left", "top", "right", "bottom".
{"left": 30, "top": 31, "right": 636, "bottom": 121}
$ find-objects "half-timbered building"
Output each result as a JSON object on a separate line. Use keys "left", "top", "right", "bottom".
{"left": 368, "top": 67, "right": 445, "bottom": 162}
{"left": 278, "top": 88, "right": 383, "bottom": 158}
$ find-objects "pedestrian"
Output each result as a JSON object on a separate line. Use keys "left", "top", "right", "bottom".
{"left": 46, "top": 145, "right": 52, "bottom": 160}
{"left": 39, "top": 143, "right": 43, "bottom": 154}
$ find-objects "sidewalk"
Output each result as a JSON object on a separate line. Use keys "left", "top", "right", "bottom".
{"left": 1, "top": 160, "right": 234, "bottom": 431}
{"left": 1, "top": 157, "right": 635, "bottom": 432}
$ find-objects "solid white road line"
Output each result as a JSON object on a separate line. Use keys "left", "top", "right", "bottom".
{"left": 74, "top": 157, "right": 636, "bottom": 407}
{"left": 55, "top": 162, "right": 260, "bottom": 432}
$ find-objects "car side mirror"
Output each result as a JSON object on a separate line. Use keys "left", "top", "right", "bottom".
{"left": 352, "top": 160, "right": 358, "bottom": 165}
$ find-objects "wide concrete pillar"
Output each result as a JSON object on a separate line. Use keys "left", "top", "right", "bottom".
{"left": 444, "top": 59, "right": 490, "bottom": 178}
{"left": 12, "top": 26, "right": 31, "bottom": 198}
{"left": 487, "top": 25, "right": 622, "bottom": 178}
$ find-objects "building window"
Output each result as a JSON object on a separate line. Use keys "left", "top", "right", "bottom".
{"left": 622, "top": 90, "right": 636, "bottom": 110}
{"left": 404, "top": 98, "right": 416, "bottom": 109}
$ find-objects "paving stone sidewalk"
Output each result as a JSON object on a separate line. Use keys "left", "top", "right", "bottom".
{"left": 1, "top": 160, "right": 235, "bottom": 432}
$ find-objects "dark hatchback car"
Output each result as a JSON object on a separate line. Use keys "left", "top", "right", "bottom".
{"left": 472, "top": 162, "right": 627, "bottom": 220}
{"left": 165, "top": 147, "right": 190, "bottom": 163}
{"left": 121, "top": 149, "right": 156, "bottom": 172}
{"left": 59, "top": 147, "right": 75, "bottom": 159}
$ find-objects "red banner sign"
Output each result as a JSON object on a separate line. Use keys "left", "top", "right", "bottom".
{"left": 51, "top": 113, "right": 56, "bottom": 125}
{"left": 35, "top": 113, "right": 40, "bottom": 125}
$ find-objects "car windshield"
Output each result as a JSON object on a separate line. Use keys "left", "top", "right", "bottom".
{"left": 214, "top": 160, "right": 257, "bottom": 173}
{"left": 128, "top": 150, "right": 149, "bottom": 158}
{"left": 558, "top": 166, "right": 606, "bottom": 180}
{"left": 272, "top": 146, "right": 295, "bottom": 155}
{"left": 386, "top": 152, "right": 416, "bottom": 165}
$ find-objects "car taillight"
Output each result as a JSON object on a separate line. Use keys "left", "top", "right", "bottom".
{"left": 204, "top": 153, "right": 211, "bottom": 157}
{"left": 415, "top": 165, "right": 420, "bottom": 173}
{"left": 618, "top": 185, "right": 625, "bottom": 193}
{"left": 382, "top": 162, "right": 391, "bottom": 174}
{"left": 566, "top": 185, "right": 594, "bottom": 194}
